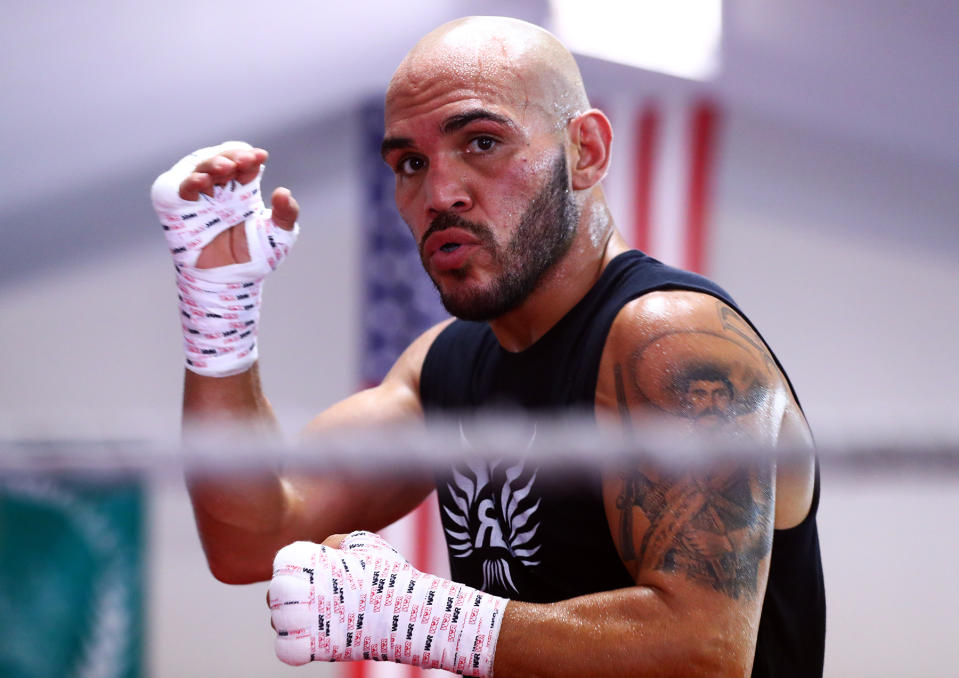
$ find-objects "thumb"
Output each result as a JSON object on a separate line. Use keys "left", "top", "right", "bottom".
{"left": 271, "top": 187, "right": 299, "bottom": 231}
{"left": 321, "top": 533, "right": 348, "bottom": 549}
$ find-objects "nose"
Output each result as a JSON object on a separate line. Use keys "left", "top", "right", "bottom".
{"left": 423, "top": 158, "right": 472, "bottom": 216}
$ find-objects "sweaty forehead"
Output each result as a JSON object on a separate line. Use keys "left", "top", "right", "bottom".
{"left": 385, "top": 18, "right": 588, "bottom": 127}
{"left": 388, "top": 40, "right": 529, "bottom": 119}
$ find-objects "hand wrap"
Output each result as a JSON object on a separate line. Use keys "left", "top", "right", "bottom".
{"left": 150, "top": 141, "right": 299, "bottom": 377}
{"left": 269, "top": 532, "right": 507, "bottom": 676}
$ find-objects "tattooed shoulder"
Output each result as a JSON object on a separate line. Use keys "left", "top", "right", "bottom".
{"left": 610, "top": 295, "right": 775, "bottom": 430}
{"left": 602, "top": 293, "right": 781, "bottom": 599}
{"left": 615, "top": 464, "right": 773, "bottom": 600}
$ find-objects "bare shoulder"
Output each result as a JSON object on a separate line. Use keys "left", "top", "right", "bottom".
{"left": 597, "top": 290, "right": 793, "bottom": 438}
{"left": 604, "top": 290, "right": 779, "bottom": 375}
{"left": 596, "top": 290, "right": 815, "bottom": 529}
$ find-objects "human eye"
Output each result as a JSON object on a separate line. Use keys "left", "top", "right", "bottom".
{"left": 396, "top": 155, "right": 426, "bottom": 176}
{"left": 466, "top": 135, "right": 498, "bottom": 153}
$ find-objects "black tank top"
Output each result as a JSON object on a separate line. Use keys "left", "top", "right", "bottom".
{"left": 420, "top": 250, "right": 825, "bottom": 677}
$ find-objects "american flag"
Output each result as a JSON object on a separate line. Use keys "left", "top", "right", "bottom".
{"left": 350, "top": 94, "right": 720, "bottom": 677}
{"left": 603, "top": 95, "right": 719, "bottom": 274}
{"left": 359, "top": 100, "right": 451, "bottom": 388}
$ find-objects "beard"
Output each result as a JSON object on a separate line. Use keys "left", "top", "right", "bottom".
{"left": 417, "top": 151, "right": 579, "bottom": 322}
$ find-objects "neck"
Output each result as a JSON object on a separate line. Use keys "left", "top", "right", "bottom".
{"left": 488, "top": 199, "right": 629, "bottom": 352}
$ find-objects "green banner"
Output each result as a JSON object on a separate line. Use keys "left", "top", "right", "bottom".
{"left": 0, "top": 476, "right": 144, "bottom": 678}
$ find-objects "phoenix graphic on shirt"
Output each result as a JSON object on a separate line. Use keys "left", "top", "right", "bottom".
{"left": 442, "top": 424, "right": 542, "bottom": 595}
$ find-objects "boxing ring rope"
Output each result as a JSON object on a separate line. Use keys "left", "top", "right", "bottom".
{"left": 3, "top": 414, "right": 959, "bottom": 479}
{"left": 4, "top": 414, "right": 959, "bottom": 678}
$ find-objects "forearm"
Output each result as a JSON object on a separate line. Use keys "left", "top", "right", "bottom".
{"left": 493, "top": 587, "right": 753, "bottom": 678}
{"left": 183, "top": 373, "right": 435, "bottom": 583}
{"left": 189, "top": 470, "right": 430, "bottom": 584}
{"left": 151, "top": 143, "right": 312, "bottom": 582}
{"left": 182, "top": 363, "right": 292, "bottom": 581}
{"left": 183, "top": 363, "right": 278, "bottom": 428}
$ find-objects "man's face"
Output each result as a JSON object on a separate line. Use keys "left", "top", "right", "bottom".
{"left": 381, "top": 75, "right": 579, "bottom": 321}
{"left": 684, "top": 379, "right": 733, "bottom": 426}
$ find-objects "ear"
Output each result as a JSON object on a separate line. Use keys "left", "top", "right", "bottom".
{"left": 568, "top": 109, "right": 613, "bottom": 190}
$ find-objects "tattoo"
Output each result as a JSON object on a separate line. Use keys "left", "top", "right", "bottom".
{"left": 670, "top": 359, "right": 766, "bottom": 422}
{"left": 613, "top": 301, "right": 778, "bottom": 599}
{"left": 614, "top": 364, "right": 639, "bottom": 560}
{"left": 617, "top": 464, "right": 773, "bottom": 599}
{"left": 718, "top": 304, "right": 776, "bottom": 373}
{"left": 625, "top": 329, "right": 770, "bottom": 428}
{"left": 608, "top": 300, "right": 780, "bottom": 598}
{"left": 613, "top": 363, "right": 632, "bottom": 428}
{"left": 616, "top": 468, "right": 639, "bottom": 561}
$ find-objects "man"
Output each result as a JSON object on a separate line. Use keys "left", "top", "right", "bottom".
{"left": 152, "top": 16, "right": 824, "bottom": 678}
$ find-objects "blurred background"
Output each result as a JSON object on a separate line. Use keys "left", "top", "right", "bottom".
{"left": 1, "top": 1, "right": 957, "bottom": 676}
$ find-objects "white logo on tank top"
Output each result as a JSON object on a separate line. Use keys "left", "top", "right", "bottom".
{"left": 442, "top": 423, "right": 542, "bottom": 595}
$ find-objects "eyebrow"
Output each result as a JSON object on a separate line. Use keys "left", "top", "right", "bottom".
{"left": 380, "top": 109, "right": 514, "bottom": 160}
{"left": 441, "top": 109, "right": 512, "bottom": 134}
{"left": 380, "top": 136, "right": 414, "bottom": 159}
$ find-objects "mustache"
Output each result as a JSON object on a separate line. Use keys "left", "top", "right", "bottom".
{"left": 694, "top": 406, "right": 729, "bottom": 419}
{"left": 418, "top": 212, "right": 493, "bottom": 259}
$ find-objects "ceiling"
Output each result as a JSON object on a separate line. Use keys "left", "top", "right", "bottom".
{"left": 1, "top": 0, "right": 956, "bottom": 220}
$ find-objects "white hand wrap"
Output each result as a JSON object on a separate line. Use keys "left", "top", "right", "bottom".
{"left": 150, "top": 141, "right": 299, "bottom": 377}
{"left": 270, "top": 532, "right": 508, "bottom": 676}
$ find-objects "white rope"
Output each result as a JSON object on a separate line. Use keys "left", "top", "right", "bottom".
{"left": 2, "top": 415, "right": 958, "bottom": 478}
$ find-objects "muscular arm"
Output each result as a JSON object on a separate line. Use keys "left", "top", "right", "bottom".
{"left": 186, "top": 324, "right": 446, "bottom": 584}
{"left": 171, "top": 145, "right": 442, "bottom": 584}
{"left": 492, "top": 292, "right": 814, "bottom": 677}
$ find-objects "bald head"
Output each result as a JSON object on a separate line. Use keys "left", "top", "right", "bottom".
{"left": 387, "top": 16, "right": 590, "bottom": 129}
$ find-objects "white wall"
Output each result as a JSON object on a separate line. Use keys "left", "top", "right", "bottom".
{"left": 713, "top": 110, "right": 959, "bottom": 435}
{"left": 0, "top": 110, "right": 363, "bottom": 438}
{"left": 711, "top": 110, "right": 959, "bottom": 677}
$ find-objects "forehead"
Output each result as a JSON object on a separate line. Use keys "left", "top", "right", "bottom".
{"left": 383, "top": 30, "right": 559, "bottom": 135}
{"left": 385, "top": 62, "right": 537, "bottom": 137}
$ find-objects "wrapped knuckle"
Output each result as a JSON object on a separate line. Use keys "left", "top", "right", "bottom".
{"left": 152, "top": 141, "right": 299, "bottom": 377}
{"left": 267, "top": 535, "right": 506, "bottom": 675}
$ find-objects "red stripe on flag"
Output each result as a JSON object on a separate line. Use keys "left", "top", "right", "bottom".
{"left": 685, "top": 100, "right": 719, "bottom": 274}
{"left": 634, "top": 104, "right": 659, "bottom": 253}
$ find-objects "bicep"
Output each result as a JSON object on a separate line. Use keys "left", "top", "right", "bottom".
{"left": 596, "top": 293, "right": 786, "bottom": 609}
{"left": 301, "top": 380, "right": 424, "bottom": 434}
{"left": 602, "top": 462, "right": 774, "bottom": 602}
{"left": 280, "top": 320, "right": 453, "bottom": 541}
{"left": 302, "top": 317, "right": 453, "bottom": 434}
{"left": 261, "top": 379, "right": 433, "bottom": 561}
{"left": 291, "top": 381, "right": 436, "bottom": 534}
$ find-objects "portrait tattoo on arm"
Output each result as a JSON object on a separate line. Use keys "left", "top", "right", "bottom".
{"left": 611, "top": 301, "right": 779, "bottom": 598}
{"left": 624, "top": 300, "right": 776, "bottom": 435}
{"left": 616, "top": 463, "right": 773, "bottom": 599}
